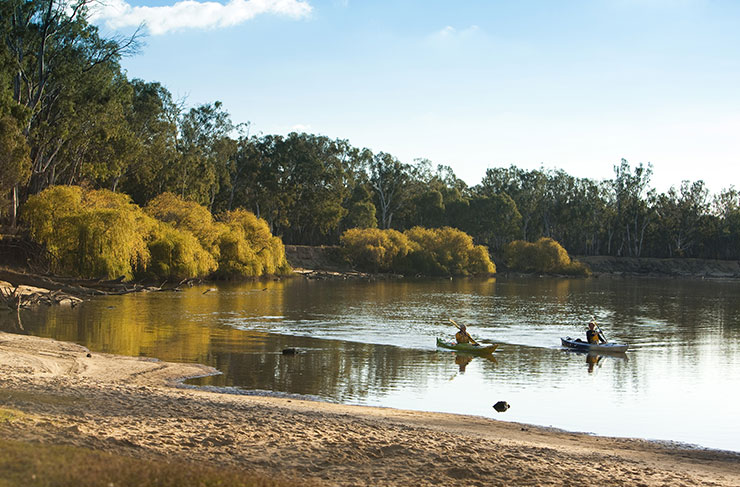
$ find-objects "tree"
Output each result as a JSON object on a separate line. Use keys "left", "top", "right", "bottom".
{"left": 465, "top": 194, "right": 522, "bottom": 251}
{"left": 117, "top": 80, "right": 180, "bottom": 204}
{"left": 654, "top": 181, "right": 710, "bottom": 257}
{"left": 176, "top": 101, "right": 236, "bottom": 209}
{"left": 369, "top": 152, "right": 410, "bottom": 229}
{"left": 610, "top": 159, "right": 655, "bottom": 257}
{"left": 0, "top": 108, "right": 31, "bottom": 225}
{"left": 342, "top": 183, "right": 377, "bottom": 230}
{"left": 1, "top": 0, "right": 140, "bottom": 197}
{"left": 477, "top": 166, "right": 547, "bottom": 240}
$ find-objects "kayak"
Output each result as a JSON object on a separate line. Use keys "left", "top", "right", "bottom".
{"left": 561, "top": 337, "right": 628, "bottom": 353}
{"left": 436, "top": 338, "right": 498, "bottom": 354}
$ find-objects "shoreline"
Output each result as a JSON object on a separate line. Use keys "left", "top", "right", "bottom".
{"left": 1, "top": 331, "right": 738, "bottom": 486}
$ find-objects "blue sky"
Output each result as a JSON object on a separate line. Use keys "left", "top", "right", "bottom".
{"left": 91, "top": 0, "right": 740, "bottom": 193}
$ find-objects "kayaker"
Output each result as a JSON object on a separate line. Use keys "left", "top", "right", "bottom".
{"left": 455, "top": 324, "right": 472, "bottom": 344}
{"left": 586, "top": 321, "right": 606, "bottom": 344}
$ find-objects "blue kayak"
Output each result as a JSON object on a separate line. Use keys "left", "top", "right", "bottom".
{"left": 561, "top": 337, "right": 628, "bottom": 353}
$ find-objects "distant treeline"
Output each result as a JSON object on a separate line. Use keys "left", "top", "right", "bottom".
{"left": 2, "top": 1, "right": 739, "bottom": 261}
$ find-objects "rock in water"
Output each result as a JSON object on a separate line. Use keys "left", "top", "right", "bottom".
{"left": 493, "top": 401, "right": 510, "bottom": 412}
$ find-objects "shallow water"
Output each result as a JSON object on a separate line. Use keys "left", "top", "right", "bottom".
{"left": 4, "top": 276, "right": 740, "bottom": 451}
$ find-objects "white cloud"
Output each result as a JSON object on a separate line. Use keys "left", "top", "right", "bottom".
{"left": 89, "top": 0, "right": 313, "bottom": 35}
{"left": 430, "top": 25, "right": 481, "bottom": 42}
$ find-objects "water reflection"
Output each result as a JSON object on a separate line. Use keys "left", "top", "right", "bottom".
{"left": 3, "top": 276, "right": 740, "bottom": 451}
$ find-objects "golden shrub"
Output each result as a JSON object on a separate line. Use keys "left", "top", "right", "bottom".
{"left": 341, "top": 226, "right": 495, "bottom": 276}
{"left": 146, "top": 222, "right": 217, "bottom": 279}
{"left": 504, "top": 237, "right": 590, "bottom": 276}
{"left": 340, "top": 228, "right": 412, "bottom": 272}
{"left": 23, "top": 186, "right": 153, "bottom": 279}
{"left": 215, "top": 209, "right": 291, "bottom": 278}
{"left": 144, "top": 193, "right": 222, "bottom": 252}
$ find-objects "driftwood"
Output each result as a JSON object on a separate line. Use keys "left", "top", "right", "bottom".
{"left": 0, "top": 284, "right": 82, "bottom": 310}
{"left": 0, "top": 268, "right": 200, "bottom": 311}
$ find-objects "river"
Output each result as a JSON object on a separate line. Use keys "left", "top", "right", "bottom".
{"left": 3, "top": 276, "right": 739, "bottom": 452}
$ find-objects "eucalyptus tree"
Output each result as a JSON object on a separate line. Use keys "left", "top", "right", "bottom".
{"left": 652, "top": 180, "right": 710, "bottom": 257}
{"left": 477, "top": 165, "right": 547, "bottom": 241}
{"left": 275, "top": 133, "right": 351, "bottom": 244}
{"left": 176, "top": 101, "right": 236, "bottom": 209}
{"left": 710, "top": 187, "right": 740, "bottom": 259}
{"left": 117, "top": 80, "right": 180, "bottom": 204}
{"left": 0, "top": 104, "right": 31, "bottom": 225}
{"left": 369, "top": 152, "right": 410, "bottom": 229}
{"left": 610, "top": 159, "right": 655, "bottom": 257}
{"left": 465, "top": 193, "right": 522, "bottom": 251}
{"left": 342, "top": 182, "right": 377, "bottom": 230}
{"left": 1, "top": 0, "right": 140, "bottom": 199}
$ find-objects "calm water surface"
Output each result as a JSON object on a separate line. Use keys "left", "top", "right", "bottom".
{"left": 4, "top": 277, "right": 739, "bottom": 452}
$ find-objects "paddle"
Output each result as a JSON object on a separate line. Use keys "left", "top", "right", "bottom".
{"left": 591, "top": 316, "right": 608, "bottom": 343}
{"left": 448, "top": 319, "right": 480, "bottom": 346}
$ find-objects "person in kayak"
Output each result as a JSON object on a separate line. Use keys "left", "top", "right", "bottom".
{"left": 586, "top": 321, "right": 606, "bottom": 344}
{"left": 455, "top": 324, "right": 472, "bottom": 344}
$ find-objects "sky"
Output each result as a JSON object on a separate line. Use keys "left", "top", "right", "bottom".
{"left": 89, "top": 0, "right": 740, "bottom": 193}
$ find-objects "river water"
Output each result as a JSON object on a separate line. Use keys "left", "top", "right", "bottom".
{"left": 3, "top": 276, "right": 739, "bottom": 452}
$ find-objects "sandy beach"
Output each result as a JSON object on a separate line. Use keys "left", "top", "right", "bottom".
{"left": 0, "top": 331, "right": 738, "bottom": 486}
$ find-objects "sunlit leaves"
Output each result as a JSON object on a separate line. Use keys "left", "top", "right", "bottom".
{"left": 504, "top": 237, "right": 589, "bottom": 276}
{"left": 23, "top": 186, "right": 289, "bottom": 280}
{"left": 215, "top": 208, "right": 291, "bottom": 278}
{"left": 340, "top": 226, "right": 495, "bottom": 276}
{"left": 23, "top": 186, "right": 152, "bottom": 279}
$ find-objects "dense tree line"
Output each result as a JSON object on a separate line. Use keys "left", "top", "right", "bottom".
{"left": 2, "top": 1, "right": 739, "bottom": 261}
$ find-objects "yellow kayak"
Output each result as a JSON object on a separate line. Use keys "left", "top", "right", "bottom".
{"left": 436, "top": 338, "right": 498, "bottom": 354}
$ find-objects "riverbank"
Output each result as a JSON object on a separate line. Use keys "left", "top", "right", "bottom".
{"left": 285, "top": 245, "right": 740, "bottom": 279}
{"left": 1, "top": 331, "right": 738, "bottom": 487}
{"left": 577, "top": 255, "right": 740, "bottom": 278}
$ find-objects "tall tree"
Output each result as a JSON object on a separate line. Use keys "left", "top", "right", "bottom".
{"left": 610, "top": 159, "right": 655, "bottom": 257}
{"left": 1, "top": 0, "right": 139, "bottom": 198}
{"left": 654, "top": 180, "right": 710, "bottom": 257}
{"left": 369, "top": 152, "right": 410, "bottom": 229}
{"left": 117, "top": 79, "right": 180, "bottom": 204}
{"left": 176, "top": 101, "right": 235, "bottom": 209}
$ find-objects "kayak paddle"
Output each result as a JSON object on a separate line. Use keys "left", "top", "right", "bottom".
{"left": 448, "top": 319, "right": 480, "bottom": 346}
{"left": 591, "top": 316, "right": 608, "bottom": 343}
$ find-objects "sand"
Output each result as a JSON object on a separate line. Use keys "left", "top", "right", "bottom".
{"left": 0, "top": 331, "right": 738, "bottom": 487}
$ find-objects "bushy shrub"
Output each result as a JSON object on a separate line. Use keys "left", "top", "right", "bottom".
{"left": 146, "top": 222, "right": 217, "bottom": 280}
{"left": 340, "top": 228, "right": 412, "bottom": 273}
{"left": 214, "top": 208, "right": 291, "bottom": 278}
{"left": 23, "top": 186, "right": 152, "bottom": 279}
{"left": 144, "top": 192, "right": 222, "bottom": 253}
{"left": 504, "top": 237, "right": 591, "bottom": 276}
{"left": 404, "top": 226, "right": 496, "bottom": 276}
{"left": 340, "top": 226, "right": 495, "bottom": 276}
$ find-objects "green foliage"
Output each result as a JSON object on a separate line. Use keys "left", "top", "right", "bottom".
{"left": 504, "top": 238, "right": 590, "bottom": 276}
{"left": 22, "top": 186, "right": 152, "bottom": 279}
{"left": 2, "top": 0, "right": 739, "bottom": 261}
{"left": 146, "top": 222, "right": 217, "bottom": 280}
{"left": 145, "top": 192, "right": 222, "bottom": 253}
{"left": 404, "top": 226, "right": 496, "bottom": 276}
{"left": 215, "top": 208, "right": 292, "bottom": 278}
{"left": 340, "top": 226, "right": 495, "bottom": 276}
{"left": 0, "top": 112, "right": 31, "bottom": 217}
{"left": 22, "top": 186, "right": 289, "bottom": 280}
{"left": 340, "top": 228, "right": 412, "bottom": 273}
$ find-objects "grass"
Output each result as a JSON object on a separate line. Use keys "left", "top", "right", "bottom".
{"left": 0, "top": 437, "right": 315, "bottom": 487}
{"left": 0, "top": 406, "right": 26, "bottom": 423}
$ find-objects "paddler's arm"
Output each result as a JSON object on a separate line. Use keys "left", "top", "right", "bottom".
{"left": 465, "top": 330, "right": 480, "bottom": 346}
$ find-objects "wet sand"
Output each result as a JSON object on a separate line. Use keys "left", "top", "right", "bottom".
{"left": 1, "top": 331, "right": 738, "bottom": 486}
